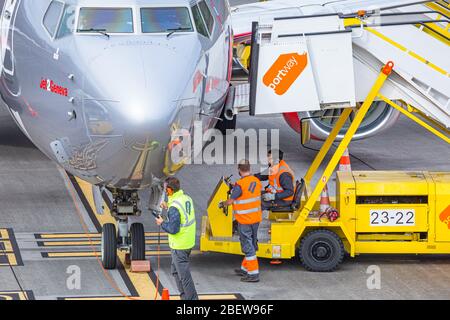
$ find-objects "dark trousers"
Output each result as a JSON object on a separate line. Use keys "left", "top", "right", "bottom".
{"left": 238, "top": 223, "right": 259, "bottom": 257}
{"left": 171, "top": 249, "right": 198, "bottom": 300}
{"left": 262, "top": 199, "right": 291, "bottom": 210}
{"left": 238, "top": 223, "right": 260, "bottom": 276}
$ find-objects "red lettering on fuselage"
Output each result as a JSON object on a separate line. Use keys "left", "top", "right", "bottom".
{"left": 39, "top": 78, "right": 68, "bottom": 97}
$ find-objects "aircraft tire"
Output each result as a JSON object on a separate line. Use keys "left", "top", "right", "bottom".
{"left": 130, "top": 223, "right": 146, "bottom": 261}
{"left": 101, "top": 223, "right": 117, "bottom": 269}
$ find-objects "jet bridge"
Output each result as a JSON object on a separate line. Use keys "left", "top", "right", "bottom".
{"left": 243, "top": 7, "right": 450, "bottom": 128}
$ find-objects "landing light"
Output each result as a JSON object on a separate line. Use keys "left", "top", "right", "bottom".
{"left": 127, "top": 103, "right": 146, "bottom": 123}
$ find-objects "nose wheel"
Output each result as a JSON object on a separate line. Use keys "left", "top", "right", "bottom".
{"left": 130, "top": 223, "right": 146, "bottom": 261}
{"left": 101, "top": 222, "right": 147, "bottom": 270}
{"left": 100, "top": 189, "right": 153, "bottom": 269}
{"left": 101, "top": 223, "right": 118, "bottom": 269}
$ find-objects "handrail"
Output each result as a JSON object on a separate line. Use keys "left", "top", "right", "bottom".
{"left": 364, "top": 26, "right": 449, "bottom": 77}
{"left": 378, "top": 94, "right": 450, "bottom": 143}
{"left": 419, "top": 22, "right": 450, "bottom": 39}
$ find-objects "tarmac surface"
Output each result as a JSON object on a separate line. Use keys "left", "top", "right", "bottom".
{"left": 0, "top": 0, "right": 449, "bottom": 300}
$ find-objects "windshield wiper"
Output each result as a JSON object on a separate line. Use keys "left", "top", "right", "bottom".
{"left": 78, "top": 28, "right": 110, "bottom": 39}
{"left": 166, "top": 27, "right": 191, "bottom": 38}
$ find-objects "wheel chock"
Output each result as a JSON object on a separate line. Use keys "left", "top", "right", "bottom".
{"left": 130, "top": 260, "right": 151, "bottom": 273}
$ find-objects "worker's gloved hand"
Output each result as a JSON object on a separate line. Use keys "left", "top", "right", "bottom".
{"left": 263, "top": 193, "right": 276, "bottom": 202}
{"left": 218, "top": 201, "right": 225, "bottom": 209}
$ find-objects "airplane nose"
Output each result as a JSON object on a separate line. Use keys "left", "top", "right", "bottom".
{"left": 78, "top": 38, "right": 201, "bottom": 188}
{"left": 83, "top": 39, "right": 199, "bottom": 126}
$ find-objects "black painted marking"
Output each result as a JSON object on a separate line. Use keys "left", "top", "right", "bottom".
{"left": 148, "top": 268, "right": 164, "bottom": 297}
{"left": 26, "top": 290, "right": 35, "bottom": 300}
{"left": 0, "top": 255, "right": 8, "bottom": 264}
{"left": 7, "top": 229, "right": 23, "bottom": 266}
{"left": 39, "top": 240, "right": 100, "bottom": 247}
{"left": 234, "top": 293, "right": 246, "bottom": 300}
{"left": 101, "top": 190, "right": 113, "bottom": 211}
{"left": 0, "top": 291, "right": 35, "bottom": 300}
{"left": 67, "top": 173, "right": 102, "bottom": 232}
{"left": 0, "top": 292, "right": 20, "bottom": 300}
{"left": 117, "top": 260, "right": 139, "bottom": 297}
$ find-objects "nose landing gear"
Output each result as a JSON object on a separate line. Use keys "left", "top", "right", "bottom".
{"left": 100, "top": 189, "right": 147, "bottom": 270}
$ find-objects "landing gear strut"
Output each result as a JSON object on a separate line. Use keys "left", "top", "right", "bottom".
{"left": 100, "top": 189, "right": 146, "bottom": 269}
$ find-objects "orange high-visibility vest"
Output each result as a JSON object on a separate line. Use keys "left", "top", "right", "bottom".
{"left": 233, "top": 175, "right": 262, "bottom": 225}
{"left": 268, "top": 160, "right": 295, "bottom": 201}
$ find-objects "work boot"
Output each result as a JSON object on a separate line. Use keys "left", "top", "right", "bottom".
{"left": 234, "top": 269, "right": 247, "bottom": 276}
{"left": 241, "top": 274, "right": 260, "bottom": 283}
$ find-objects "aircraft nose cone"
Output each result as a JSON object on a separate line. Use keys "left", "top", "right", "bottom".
{"left": 77, "top": 37, "right": 201, "bottom": 188}
{"left": 82, "top": 37, "right": 200, "bottom": 136}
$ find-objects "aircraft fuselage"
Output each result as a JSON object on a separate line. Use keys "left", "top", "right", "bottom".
{"left": 0, "top": 0, "right": 232, "bottom": 190}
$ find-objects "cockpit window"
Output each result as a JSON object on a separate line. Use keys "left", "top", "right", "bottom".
{"left": 43, "top": 1, "right": 65, "bottom": 38}
{"left": 191, "top": 4, "right": 209, "bottom": 38}
{"left": 77, "top": 8, "right": 134, "bottom": 33}
{"left": 57, "top": 5, "right": 76, "bottom": 38}
{"left": 140, "top": 7, "right": 193, "bottom": 33}
{"left": 198, "top": 1, "right": 214, "bottom": 34}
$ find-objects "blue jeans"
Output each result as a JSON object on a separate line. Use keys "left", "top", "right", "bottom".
{"left": 238, "top": 223, "right": 259, "bottom": 257}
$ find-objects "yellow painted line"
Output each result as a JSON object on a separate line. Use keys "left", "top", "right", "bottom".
{"left": 76, "top": 177, "right": 115, "bottom": 225}
{"left": 117, "top": 251, "right": 156, "bottom": 300}
{"left": 146, "top": 240, "right": 169, "bottom": 245}
{"left": 45, "top": 252, "right": 99, "bottom": 258}
{"left": 0, "top": 292, "right": 30, "bottom": 300}
{"left": 0, "top": 240, "right": 13, "bottom": 252}
{"left": 0, "top": 229, "right": 9, "bottom": 239}
{"left": 42, "top": 241, "right": 101, "bottom": 246}
{"left": 145, "top": 251, "right": 171, "bottom": 256}
{"left": 39, "top": 233, "right": 101, "bottom": 239}
{"left": 145, "top": 232, "right": 168, "bottom": 237}
{"left": 0, "top": 253, "right": 18, "bottom": 266}
{"left": 41, "top": 239, "right": 169, "bottom": 247}
{"left": 75, "top": 177, "right": 161, "bottom": 300}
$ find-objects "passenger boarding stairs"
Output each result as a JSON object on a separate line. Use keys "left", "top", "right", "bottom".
{"left": 235, "top": 1, "right": 450, "bottom": 130}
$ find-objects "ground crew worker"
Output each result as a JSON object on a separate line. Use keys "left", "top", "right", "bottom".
{"left": 220, "top": 160, "right": 262, "bottom": 282}
{"left": 256, "top": 149, "right": 295, "bottom": 210}
{"left": 155, "top": 177, "right": 198, "bottom": 300}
